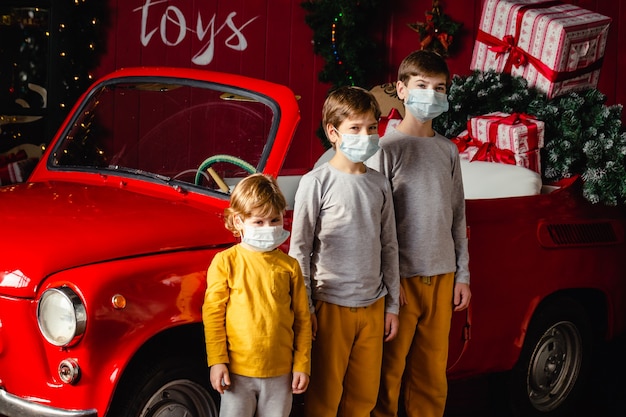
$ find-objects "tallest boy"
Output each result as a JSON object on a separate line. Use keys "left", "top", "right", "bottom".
{"left": 366, "top": 50, "right": 471, "bottom": 417}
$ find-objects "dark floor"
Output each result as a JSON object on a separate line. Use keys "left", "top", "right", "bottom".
{"left": 291, "top": 334, "right": 625, "bottom": 417}
{"left": 444, "top": 333, "right": 626, "bottom": 417}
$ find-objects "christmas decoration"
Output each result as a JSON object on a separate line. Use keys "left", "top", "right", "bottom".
{"left": 433, "top": 70, "right": 626, "bottom": 206}
{"left": 471, "top": 0, "right": 611, "bottom": 99}
{"left": 301, "top": 0, "right": 383, "bottom": 88}
{"left": 455, "top": 112, "right": 545, "bottom": 174}
{"left": 55, "top": 1, "right": 109, "bottom": 113}
{"left": 408, "top": 0, "right": 462, "bottom": 56}
{"left": 0, "top": 2, "right": 109, "bottom": 151}
{"left": 0, "top": 7, "right": 48, "bottom": 113}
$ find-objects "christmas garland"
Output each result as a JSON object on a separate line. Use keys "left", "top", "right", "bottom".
{"left": 433, "top": 70, "right": 626, "bottom": 206}
{"left": 301, "top": 0, "right": 383, "bottom": 88}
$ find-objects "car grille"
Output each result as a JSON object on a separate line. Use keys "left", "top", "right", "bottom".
{"left": 538, "top": 220, "right": 624, "bottom": 248}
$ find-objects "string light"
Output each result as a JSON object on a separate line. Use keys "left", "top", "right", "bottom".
{"left": 1, "top": 2, "right": 107, "bottom": 148}
{"left": 331, "top": 14, "right": 341, "bottom": 65}
{"left": 330, "top": 12, "right": 353, "bottom": 85}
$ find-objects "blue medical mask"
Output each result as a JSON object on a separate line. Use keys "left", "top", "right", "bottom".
{"left": 334, "top": 127, "right": 380, "bottom": 163}
{"left": 241, "top": 224, "right": 290, "bottom": 252}
{"left": 405, "top": 89, "right": 449, "bottom": 122}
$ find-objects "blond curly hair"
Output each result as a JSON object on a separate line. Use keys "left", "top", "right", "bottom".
{"left": 224, "top": 173, "right": 287, "bottom": 237}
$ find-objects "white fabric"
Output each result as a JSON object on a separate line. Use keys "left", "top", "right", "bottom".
{"left": 460, "top": 159, "right": 542, "bottom": 199}
{"left": 276, "top": 175, "right": 302, "bottom": 209}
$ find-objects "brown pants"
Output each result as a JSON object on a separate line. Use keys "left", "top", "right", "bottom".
{"left": 372, "top": 272, "right": 454, "bottom": 417}
{"left": 304, "top": 298, "right": 385, "bottom": 417}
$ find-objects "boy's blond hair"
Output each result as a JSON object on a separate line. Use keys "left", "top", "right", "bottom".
{"left": 322, "top": 86, "right": 381, "bottom": 148}
{"left": 224, "top": 173, "right": 287, "bottom": 237}
{"left": 397, "top": 50, "right": 450, "bottom": 86}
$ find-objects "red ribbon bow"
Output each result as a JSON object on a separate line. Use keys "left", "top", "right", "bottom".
{"left": 475, "top": 1, "right": 605, "bottom": 82}
{"left": 459, "top": 112, "right": 541, "bottom": 166}
{"left": 485, "top": 113, "right": 540, "bottom": 152}
{"left": 471, "top": 142, "right": 516, "bottom": 165}
{"left": 451, "top": 132, "right": 482, "bottom": 153}
{"left": 489, "top": 35, "right": 527, "bottom": 68}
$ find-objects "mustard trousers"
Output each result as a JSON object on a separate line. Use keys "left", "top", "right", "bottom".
{"left": 372, "top": 272, "right": 454, "bottom": 417}
{"left": 304, "top": 297, "right": 385, "bottom": 417}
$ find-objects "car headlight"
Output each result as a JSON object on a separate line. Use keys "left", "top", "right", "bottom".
{"left": 37, "top": 287, "right": 87, "bottom": 347}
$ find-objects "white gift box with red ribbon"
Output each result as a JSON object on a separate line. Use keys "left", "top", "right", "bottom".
{"left": 470, "top": 0, "right": 611, "bottom": 98}
{"left": 452, "top": 112, "right": 545, "bottom": 174}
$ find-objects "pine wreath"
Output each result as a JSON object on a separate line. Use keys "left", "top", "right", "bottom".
{"left": 433, "top": 70, "right": 626, "bottom": 206}
{"left": 301, "top": 0, "right": 383, "bottom": 89}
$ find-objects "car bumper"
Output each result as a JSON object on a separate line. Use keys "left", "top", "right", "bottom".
{"left": 0, "top": 389, "right": 97, "bottom": 417}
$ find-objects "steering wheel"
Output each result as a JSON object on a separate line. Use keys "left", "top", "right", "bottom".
{"left": 195, "top": 154, "right": 257, "bottom": 192}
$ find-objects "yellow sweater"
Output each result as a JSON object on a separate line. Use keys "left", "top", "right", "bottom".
{"left": 202, "top": 244, "right": 311, "bottom": 377}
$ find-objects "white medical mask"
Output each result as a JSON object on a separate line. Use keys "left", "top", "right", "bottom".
{"left": 241, "top": 224, "right": 290, "bottom": 252}
{"left": 405, "top": 89, "right": 449, "bottom": 122}
{"left": 334, "top": 127, "right": 380, "bottom": 163}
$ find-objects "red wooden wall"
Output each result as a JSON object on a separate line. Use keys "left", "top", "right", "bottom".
{"left": 94, "top": 0, "right": 626, "bottom": 171}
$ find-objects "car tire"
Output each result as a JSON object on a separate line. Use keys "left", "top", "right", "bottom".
{"left": 107, "top": 355, "right": 219, "bottom": 417}
{"left": 499, "top": 296, "right": 593, "bottom": 417}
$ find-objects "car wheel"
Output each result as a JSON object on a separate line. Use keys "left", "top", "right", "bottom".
{"left": 506, "top": 297, "right": 592, "bottom": 417}
{"left": 107, "top": 356, "right": 219, "bottom": 417}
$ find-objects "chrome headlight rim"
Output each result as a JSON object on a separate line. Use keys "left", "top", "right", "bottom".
{"left": 37, "top": 287, "right": 87, "bottom": 347}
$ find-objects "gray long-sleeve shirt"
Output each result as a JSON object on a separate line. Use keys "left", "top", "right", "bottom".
{"left": 288, "top": 162, "right": 400, "bottom": 314}
{"left": 366, "top": 128, "right": 470, "bottom": 284}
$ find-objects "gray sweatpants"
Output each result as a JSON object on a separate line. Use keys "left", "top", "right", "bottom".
{"left": 219, "top": 373, "right": 292, "bottom": 417}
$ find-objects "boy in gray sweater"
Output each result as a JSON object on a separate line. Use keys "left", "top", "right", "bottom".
{"left": 289, "top": 86, "right": 400, "bottom": 417}
{"left": 367, "top": 50, "right": 471, "bottom": 417}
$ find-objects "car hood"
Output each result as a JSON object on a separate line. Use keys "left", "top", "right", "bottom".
{"left": 0, "top": 181, "right": 233, "bottom": 295}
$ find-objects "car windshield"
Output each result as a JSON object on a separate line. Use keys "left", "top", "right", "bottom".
{"left": 50, "top": 78, "right": 277, "bottom": 193}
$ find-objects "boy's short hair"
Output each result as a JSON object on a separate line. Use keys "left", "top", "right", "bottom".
{"left": 322, "top": 86, "right": 382, "bottom": 133}
{"left": 398, "top": 50, "right": 450, "bottom": 86}
{"left": 224, "top": 173, "right": 287, "bottom": 236}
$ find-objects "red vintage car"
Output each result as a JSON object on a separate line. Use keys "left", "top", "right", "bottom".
{"left": 0, "top": 68, "right": 624, "bottom": 417}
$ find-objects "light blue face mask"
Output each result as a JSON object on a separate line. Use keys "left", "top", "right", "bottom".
{"left": 405, "top": 89, "right": 449, "bottom": 122}
{"left": 241, "top": 225, "right": 290, "bottom": 252}
{"left": 334, "top": 127, "right": 380, "bottom": 163}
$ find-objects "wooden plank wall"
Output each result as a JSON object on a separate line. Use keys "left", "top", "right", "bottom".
{"left": 95, "top": 0, "right": 625, "bottom": 170}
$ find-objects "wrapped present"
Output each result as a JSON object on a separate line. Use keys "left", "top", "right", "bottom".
{"left": 378, "top": 108, "right": 403, "bottom": 135}
{"left": 451, "top": 130, "right": 481, "bottom": 161}
{"left": 0, "top": 149, "right": 27, "bottom": 168}
{"left": 469, "top": 112, "right": 544, "bottom": 153}
{"left": 452, "top": 112, "right": 544, "bottom": 173}
{"left": 514, "top": 148, "right": 541, "bottom": 173}
{"left": 470, "top": 0, "right": 611, "bottom": 98}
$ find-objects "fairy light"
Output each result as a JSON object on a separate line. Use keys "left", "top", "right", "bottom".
{"left": 331, "top": 14, "right": 341, "bottom": 65}
{"left": 0, "top": 2, "right": 107, "bottom": 150}
{"left": 330, "top": 12, "right": 354, "bottom": 84}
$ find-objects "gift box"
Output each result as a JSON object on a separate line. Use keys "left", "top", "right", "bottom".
{"left": 378, "top": 108, "right": 403, "bottom": 135}
{"left": 452, "top": 112, "right": 544, "bottom": 173}
{"left": 513, "top": 148, "right": 541, "bottom": 173}
{"left": 452, "top": 130, "right": 480, "bottom": 161}
{"left": 470, "top": 0, "right": 611, "bottom": 98}
{"left": 469, "top": 112, "right": 544, "bottom": 153}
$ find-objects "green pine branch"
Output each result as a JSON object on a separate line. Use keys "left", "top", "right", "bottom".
{"left": 433, "top": 70, "right": 626, "bottom": 206}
